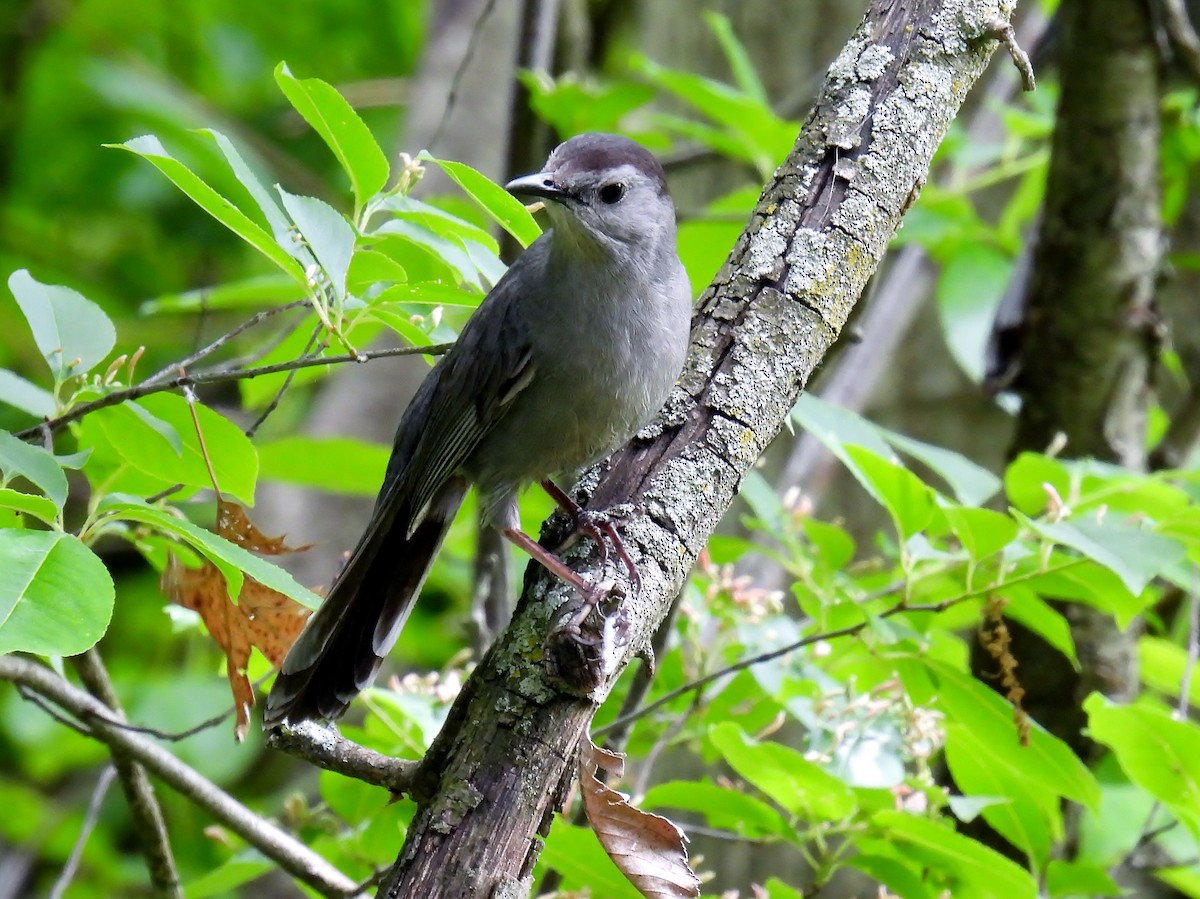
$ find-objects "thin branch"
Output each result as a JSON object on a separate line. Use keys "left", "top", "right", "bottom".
{"left": 48, "top": 765, "right": 117, "bottom": 899}
{"left": 72, "top": 650, "right": 182, "bottom": 898}
{"left": 244, "top": 327, "right": 324, "bottom": 439}
{"left": 983, "top": 17, "right": 1037, "bottom": 91}
{"left": 0, "top": 656, "right": 360, "bottom": 899}
{"left": 17, "top": 342, "right": 452, "bottom": 441}
{"left": 594, "top": 591, "right": 996, "bottom": 739}
{"left": 426, "top": 0, "right": 499, "bottom": 154}
{"left": 1158, "top": 0, "right": 1200, "bottom": 83}
{"left": 141, "top": 299, "right": 309, "bottom": 387}
{"left": 108, "top": 706, "right": 236, "bottom": 742}
{"left": 265, "top": 721, "right": 419, "bottom": 794}
{"left": 17, "top": 685, "right": 92, "bottom": 735}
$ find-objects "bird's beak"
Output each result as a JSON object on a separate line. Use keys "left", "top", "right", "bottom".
{"left": 505, "top": 171, "right": 569, "bottom": 203}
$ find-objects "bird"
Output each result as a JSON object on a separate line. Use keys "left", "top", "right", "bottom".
{"left": 264, "top": 133, "right": 692, "bottom": 726}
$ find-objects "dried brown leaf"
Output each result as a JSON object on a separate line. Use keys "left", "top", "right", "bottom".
{"left": 162, "top": 498, "right": 312, "bottom": 740}
{"left": 579, "top": 737, "right": 700, "bottom": 899}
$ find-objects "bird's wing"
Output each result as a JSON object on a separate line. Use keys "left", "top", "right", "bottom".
{"left": 375, "top": 255, "right": 540, "bottom": 535}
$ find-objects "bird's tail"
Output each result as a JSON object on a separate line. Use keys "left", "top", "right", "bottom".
{"left": 264, "top": 481, "right": 468, "bottom": 726}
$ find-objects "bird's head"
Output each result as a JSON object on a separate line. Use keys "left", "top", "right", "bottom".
{"left": 506, "top": 133, "right": 676, "bottom": 257}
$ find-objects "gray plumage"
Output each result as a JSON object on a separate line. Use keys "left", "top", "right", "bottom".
{"left": 264, "top": 133, "right": 692, "bottom": 726}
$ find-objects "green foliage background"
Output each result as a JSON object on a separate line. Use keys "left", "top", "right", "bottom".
{"left": 3, "top": 2, "right": 1200, "bottom": 898}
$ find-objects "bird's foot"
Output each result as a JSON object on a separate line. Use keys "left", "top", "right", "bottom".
{"left": 558, "top": 579, "right": 625, "bottom": 646}
{"left": 539, "top": 480, "right": 641, "bottom": 593}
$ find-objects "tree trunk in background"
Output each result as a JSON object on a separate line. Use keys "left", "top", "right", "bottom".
{"left": 257, "top": 0, "right": 521, "bottom": 585}
{"left": 966, "top": 0, "right": 1163, "bottom": 882}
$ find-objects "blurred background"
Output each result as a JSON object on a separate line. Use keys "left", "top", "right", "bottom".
{"left": 4, "top": 0, "right": 1199, "bottom": 896}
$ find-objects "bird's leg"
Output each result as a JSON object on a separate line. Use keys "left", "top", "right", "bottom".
{"left": 501, "top": 527, "right": 621, "bottom": 643}
{"left": 538, "top": 479, "right": 641, "bottom": 593}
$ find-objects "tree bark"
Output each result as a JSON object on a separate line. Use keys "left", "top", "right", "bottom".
{"left": 967, "top": 0, "right": 1163, "bottom": 874}
{"left": 379, "top": 2, "right": 1018, "bottom": 896}
{"left": 1009, "top": 0, "right": 1161, "bottom": 465}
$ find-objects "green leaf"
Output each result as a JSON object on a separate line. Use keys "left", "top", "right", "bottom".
{"left": 111, "top": 135, "right": 307, "bottom": 283}
{"left": 1004, "top": 452, "right": 1069, "bottom": 516}
{"left": 703, "top": 12, "right": 768, "bottom": 104}
{"left": 0, "top": 370, "right": 55, "bottom": 417}
{"left": 140, "top": 275, "right": 308, "bottom": 315}
{"left": 0, "top": 530, "right": 114, "bottom": 656}
{"left": 0, "top": 431, "right": 69, "bottom": 508}
{"left": 792, "top": 393, "right": 997, "bottom": 506}
{"left": 902, "top": 660, "right": 1100, "bottom": 810}
{"left": 274, "top": 63, "right": 390, "bottom": 209}
{"left": 1023, "top": 557, "right": 1144, "bottom": 630}
{"left": 85, "top": 395, "right": 257, "bottom": 505}
{"left": 278, "top": 188, "right": 357, "bottom": 300}
{"left": 0, "top": 489, "right": 60, "bottom": 527}
{"left": 1140, "top": 636, "right": 1200, "bottom": 708}
{"left": 845, "top": 446, "right": 936, "bottom": 540}
{"left": 886, "top": 431, "right": 1001, "bottom": 506}
{"left": 346, "top": 249, "right": 408, "bottom": 292}
{"left": 936, "top": 243, "right": 1012, "bottom": 383}
{"left": 7, "top": 271, "right": 116, "bottom": 381}
{"left": 521, "top": 73, "right": 654, "bottom": 138}
{"left": 198, "top": 129, "right": 317, "bottom": 270}
{"left": 419, "top": 154, "right": 542, "bottom": 248}
{"left": 96, "top": 495, "right": 321, "bottom": 610}
{"left": 944, "top": 506, "right": 1017, "bottom": 561}
{"left": 258, "top": 436, "right": 388, "bottom": 495}
{"left": 184, "top": 851, "right": 274, "bottom": 899}
{"left": 709, "top": 722, "right": 856, "bottom": 819}
{"left": 1045, "top": 859, "right": 1122, "bottom": 898}
{"left": 1085, "top": 694, "right": 1200, "bottom": 840}
{"left": 1020, "top": 513, "right": 1186, "bottom": 594}
{"left": 945, "top": 725, "right": 1054, "bottom": 867}
{"left": 1001, "top": 585, "right": 1078, "bottom": 667}
{"left": 849, "top": 855, "right": 935, "bottom": 899}
{"left": 642, "top": 780, "right": 789, "bottom": 838}
{"left": 792, "top": 392, "right": 893, "bottom": 459}
{"left": 372, "top": 220, "right": 486, "bottom": 288}
{"left": 537, "top": 822, "right": 643, "bottom": 899}
{"left": 871, "top": 811, "right": 1038, "bottom": 899}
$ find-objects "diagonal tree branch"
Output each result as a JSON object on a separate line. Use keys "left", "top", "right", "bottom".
{"left": 374, "top": 2, "right": 1022, "bottom": 896}
{"left": 0, "top": 656, "right": 361, "bottom": 899}
{"left": 71, "top": 650, "right": 182, "bottom": 898}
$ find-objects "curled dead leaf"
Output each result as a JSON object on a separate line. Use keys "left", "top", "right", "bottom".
{"left": 162, "top": 498, "right": 312, "bottom": 740}
{"left": 578, "top": 736, "right": 700, "bottom": 899}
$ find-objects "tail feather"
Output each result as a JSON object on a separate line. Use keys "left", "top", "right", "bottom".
{"left": 264, "top": 481, "right": 467, "bottom": 726}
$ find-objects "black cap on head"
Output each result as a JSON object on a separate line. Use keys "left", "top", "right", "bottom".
{"left": 547, "top": 133, "right": 669, "bottom": 196}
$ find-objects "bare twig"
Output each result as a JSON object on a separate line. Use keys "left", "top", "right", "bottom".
{"left": 142, "top": 299, "right": 309, "bottom": 387}
{"left": 48, "top": 765, "right": 117, "bottom": 899}
{"left": 593, "top": 599, "right": 954, "bottom": 739}
{"left": 16, "top": 342, "right": 452, "bottom": 441}
{"left": 0, "top": 656, "right": 360, "bottom": 899}
{"left": 592, "top": 559, "right": 1085, "bottom": 741}
{"left": 72, "top": 650, "right": 182, "bottom": 898}
{"left": 1158, "top": 0, "right": 1200, "bottom": 83}
{"left": 427, "top": 0, "right": 499, "bottom": 154}
{"left": 265, "top": 721, "right": 419, "bottom": 794}
{"left": 244, "top": 327, "right": 324, "bottom": 439}
{"left": 984, "top": 17, "right": 1037, "bottom": 90}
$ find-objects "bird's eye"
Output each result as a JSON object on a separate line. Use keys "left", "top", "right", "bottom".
{"left": 598, "top": 182, "right": 626, "bottom": 205}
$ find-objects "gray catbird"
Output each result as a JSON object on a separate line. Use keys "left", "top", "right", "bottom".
{"left": 265, "top": 133, "right": 692, "bottom": 726}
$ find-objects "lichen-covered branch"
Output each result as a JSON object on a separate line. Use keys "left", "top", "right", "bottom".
{"left": 380, "top": 2, "right": 1018, "bottom": 897}
{"left": 266, "top": 721, "right": 418, "bottom": 794}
